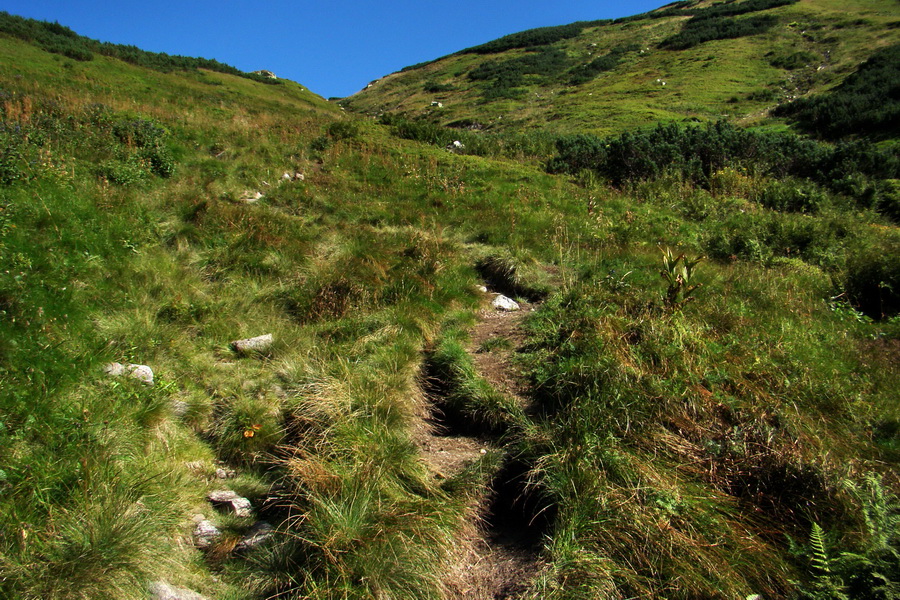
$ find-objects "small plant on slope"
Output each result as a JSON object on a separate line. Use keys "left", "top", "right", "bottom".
{"left": 659, "top": 247, "right": 704, "bottom": 310}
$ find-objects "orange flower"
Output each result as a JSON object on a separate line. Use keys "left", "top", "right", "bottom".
{"left": 243, "top": 429, "right": 255, "bottom": 438}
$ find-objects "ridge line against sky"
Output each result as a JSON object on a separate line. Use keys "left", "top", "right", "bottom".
{"left": 2, "top": 0, "right": 670, "bottom": 99}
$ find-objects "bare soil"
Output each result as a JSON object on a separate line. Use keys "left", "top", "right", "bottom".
{"left": 414, "top": 295, "right": 544, "bottom": 600}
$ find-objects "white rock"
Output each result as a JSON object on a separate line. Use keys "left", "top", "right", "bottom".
{"left": 491, "top": 295, "right": 520, "bottom": 311}
{"left": 282, "top": 172, "right": 292, "bottom": 181}
{"left": 241, "top": 191, "right": 264, "bottom": 203}
{"left": 215, "top": 467, "right": 235, "bottom": 480}
{"left": 293, "top": 172, "right": 305, "bottom": 181}
{"left": 230, "top": 333, "right": 273, "bottom": 354}
{"left": 149, "top": 581, "right": 209, "bottom": 600}
{"left": 193, "top": 519, "right": 221, "bottom": 549}
{"left": 208, "top": 490, "right": 253, "bottom": 517}
{"left": 104, "top": 362, "right": 154, "bottom": 385}
{"left": 475, "top": 285, "right": 488, "bottom": 293}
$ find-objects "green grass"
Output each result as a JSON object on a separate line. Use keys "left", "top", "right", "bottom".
{"left": 1, "top": 12, "right": 899, "bottom": 600}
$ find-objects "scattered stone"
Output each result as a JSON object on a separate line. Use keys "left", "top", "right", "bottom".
{"left": 193, "top": 519, "right": 221, "bottom": 549}
{"left": 149, "top": 581, "right": 209, "bottom": 600}
{"left": 172, "top": 400, "right": 189, "bottom": 417}
{"left": 475, "top": 285, "right": 488, "bottom": 293}
{"left": 185, "top": 461, "right": 205, "bottom": 472}
{"left": 240, "top": 191, "right": 264, "bottom": 203}
{"left": 491, "top": 295, "right": 520, "bottom": 312}
{"left": 104, "top": 362, "right": 154, "bottom": 385}
{"left": 230, "top": 333, "right": 273, "bottom": 354}
{"left": 280, "top": 171, "right": 304, "bottom": 182}
{"left": 215, "top": 467, "right": 236, "bottom": 480}
{"left": 252, "top": 70, "right": 277, "bottom": 79}
{"left": 208, "top": 490, "right": 253, "bottom": 517}
{"left": 236, "top": 521, "right": 274, "bottom": 550}
{"left": 191, "top": 513, "right": 206, "bottom": 523}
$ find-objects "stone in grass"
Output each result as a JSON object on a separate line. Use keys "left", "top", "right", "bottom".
{"left": 149, "top": 581, "right": 209, "bottom": 600}
{"left": 230, "top": 333, "right": 273, "bottom": 354}
{"left": 104, "top": 362, "right": 154, "bottom": 385}
{"left": 193, "top": 519, "right": 221, "bottom": 549}
{"left": 491, "top": 294, "right": 520, "bottom": 311}
{"left": 208, "top": 490, "right": 253, "bottom": 518}
{"left": 215, "top": 467, "right": 236, "bottom": 480}
{"left": 236, "top": 521, "right": 274, "bottom": 551}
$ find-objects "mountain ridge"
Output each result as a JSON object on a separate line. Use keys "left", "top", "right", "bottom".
{"left": 344, "top": 0, "right": 900, "bottom": 136}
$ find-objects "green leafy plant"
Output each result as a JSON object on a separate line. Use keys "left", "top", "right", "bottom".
{"left": 659, "top": 247, "right": 704, "bottom": 309}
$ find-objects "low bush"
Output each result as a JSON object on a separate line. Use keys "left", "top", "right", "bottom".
{"left": 843, "top": 242, "right": 900, "bottom": 319}
{"left": 660, "top": 14, "right": 780, "bottom": 50}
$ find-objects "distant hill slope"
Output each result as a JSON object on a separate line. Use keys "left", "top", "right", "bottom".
{"left": 344, "top": 0, "right": 900, "bottom": 136}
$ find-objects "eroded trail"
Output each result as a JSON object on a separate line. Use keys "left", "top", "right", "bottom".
{"left": 415, "top": 296, "right": 545, "bottom": 600}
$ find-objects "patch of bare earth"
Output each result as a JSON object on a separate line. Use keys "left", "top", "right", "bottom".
{"left": 415, "top": 295, "right": 544, "bottom": 599}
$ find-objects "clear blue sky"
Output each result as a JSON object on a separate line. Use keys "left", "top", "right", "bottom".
{"left": 2, "top": 1, "right": 669, "bottom": 98}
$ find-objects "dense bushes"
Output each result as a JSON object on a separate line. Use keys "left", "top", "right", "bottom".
{"left": 660, "top": 14, "right": 779, "bottom": 50}
{"left": 459, "top": 20, "right": 608, "bottom": 55}
{"left": 657, "top": 0, "right": 796, "bottom": 50}
{"left": 469, "top": 47, "right": 570, "bottom": 98}
{"left": 844, "top": 243, "right": 900, "bottom": 318}
{"left": 0, "top": 11, "right": 277, "bottom": 84}
{"left": 548, "top": 121, "right": 900, "bottom": 215}
{"left": 774, "top": 43, "right": 900, "bottom": 139}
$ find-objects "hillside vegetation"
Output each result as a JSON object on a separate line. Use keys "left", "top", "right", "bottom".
{"left": 1, "top": 5, "right": 899, "bottom": 600}
{"left": 344, "top": 0, "right": 900, "bottom": 136}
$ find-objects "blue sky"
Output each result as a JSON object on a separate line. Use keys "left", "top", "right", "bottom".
{"left": 3, "top": 1, "right": 669, "bottom": 98}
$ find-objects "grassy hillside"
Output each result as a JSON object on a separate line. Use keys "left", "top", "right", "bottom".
{"left": 1, "top": 10, "right": 900, "bottom": 600}
{"left": 344, "top": 0, "right": 900, "bottom": 136}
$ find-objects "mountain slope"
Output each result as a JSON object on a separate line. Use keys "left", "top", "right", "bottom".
{"left": 1, "top": 11, "right": 899, "bottom": 600}
{"left": 344, "top": 0, "right": 900, "bottom": 135}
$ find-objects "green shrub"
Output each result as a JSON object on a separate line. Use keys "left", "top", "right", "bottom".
{"left": 660, "top": 14, "right": 780, "bottom": 50}
{"left": 843, "top": 243, "right": 900, "bottom": 319}
{"left": 754, "top": 178, "right": 829, "bottom": 213}
{"left": 459, "top": 21, "right": 609, "bottom": 55}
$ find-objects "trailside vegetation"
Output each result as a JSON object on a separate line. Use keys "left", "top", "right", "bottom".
{"left": 548, "top": 121, "right": 900, "bottom": 318}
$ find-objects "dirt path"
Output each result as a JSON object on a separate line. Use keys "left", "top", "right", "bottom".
{"left": 415, "top": 296, "right": 544, "bottom": 600}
